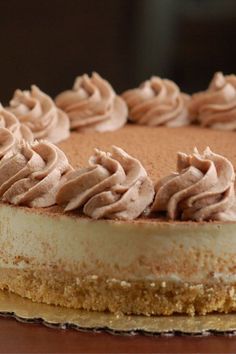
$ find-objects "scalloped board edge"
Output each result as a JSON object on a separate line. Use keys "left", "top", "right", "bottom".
{"left": 0, "top": 290, "right": 236, "bottom": 335}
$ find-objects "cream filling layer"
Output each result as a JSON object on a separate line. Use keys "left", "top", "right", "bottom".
{"left": 0, "top": 204, "right": 236, "bottom": 283}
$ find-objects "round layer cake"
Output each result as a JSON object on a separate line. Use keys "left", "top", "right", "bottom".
{"left": 0, "top": 124, "right": 236, "bottom": 315}
{"left": 0, "top": 72, "right": 236, "bottom": 316}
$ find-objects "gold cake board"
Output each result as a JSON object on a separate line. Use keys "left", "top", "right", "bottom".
{"left": 0, "top": 290, "right": 236, "bottom": 336}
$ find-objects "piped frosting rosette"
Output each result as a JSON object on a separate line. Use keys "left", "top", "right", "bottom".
{"left": 0, "top": 104, "right": 33, "bottom": 142}
{"left": 8, "top": 85, "right": 70, "bottom": 143}
{"left": 152, "top": 147, "right": 236, "bottom": 221}
{"left": 190, "top": 72, "right": 236, "bottom": 130}
{"left": 122, "top": 76, "right": 191, "bottom": 126}
{"left": 56, "top": 146, "right": 154, "bottom": 220}
{"left": 0, "top": 134, "right": 73, "bottom": 207}
{"left": 55, "top": 72, "right": 128, "bottom": 132}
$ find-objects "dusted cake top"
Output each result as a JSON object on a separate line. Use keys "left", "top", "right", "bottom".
{"left": 0, "top": 121, "right": 235, "bottom": 222}
{"left": 58, "top": 124, "right": 236, "bottom": 183}
{"left": 2, "top": 71, "right": 236, "bottom": 222}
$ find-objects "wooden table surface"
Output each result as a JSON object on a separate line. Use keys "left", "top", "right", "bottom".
{"left": 0, "top": 317, "right": 236, "bottom": 353}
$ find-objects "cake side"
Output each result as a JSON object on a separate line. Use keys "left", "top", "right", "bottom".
{"left": 1, "top": 204, "right": 236, "bottom": 315}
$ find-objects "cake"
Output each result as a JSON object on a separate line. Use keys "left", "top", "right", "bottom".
{"left": 0, "top": 72, "right": 236, "bottom": 316}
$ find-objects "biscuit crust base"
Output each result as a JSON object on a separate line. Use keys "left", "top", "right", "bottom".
{"left": 0, "top": 268, "right": 236, "bottom": 316}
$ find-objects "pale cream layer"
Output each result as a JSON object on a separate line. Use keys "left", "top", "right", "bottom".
{"left": 0, "top": 203, "right": 236, "bottom": 284}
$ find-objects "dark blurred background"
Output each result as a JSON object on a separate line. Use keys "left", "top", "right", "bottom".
{"left": 1, "top": 0, "right": 236, "bottom": 103}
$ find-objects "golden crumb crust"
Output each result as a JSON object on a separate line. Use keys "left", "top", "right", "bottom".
{"left": 0, "top": 268, "right": 236, "bottom": 316}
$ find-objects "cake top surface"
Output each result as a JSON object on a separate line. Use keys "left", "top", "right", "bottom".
{"left": 4, "top": 122, "right": 236, "bottom": 224}
{"left": 3, "top": 72, "right": 236, "bottom": 223}
{"left": 58, "top": 124, "right": 236, "bottom": 182}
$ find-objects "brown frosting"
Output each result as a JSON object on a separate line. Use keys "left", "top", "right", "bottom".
{"left": 55, "top": 72, "right": 128, "bottom": 132}
{"left": 8, "top": 85, "right": 70, "bottom": 143}
{"left": 56, "top": 146, "right": 154, "bottom": 220}
{"left": 0, "top": 139, "right": 73, "bottom": 207}
{"left": 190, "top": 72, "right": 236, "bottom": 130}
{"left": 0, "top": 104, "right": 33, "bottom": 142}
{"left": 0, "top": 128, "right": 17, "bottom": 159}
{"left": 122, "top": 76, "right": 191, "bottom": 126}
{"left": 152, "top": 147, "right": 236, "bottom": 221}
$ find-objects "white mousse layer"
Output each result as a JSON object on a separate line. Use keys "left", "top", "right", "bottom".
{"left": 0, "top": 204, "right": 236, "bottom": 283}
